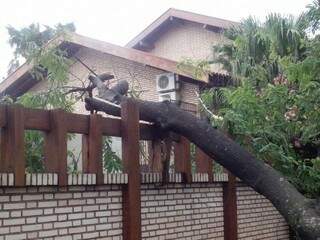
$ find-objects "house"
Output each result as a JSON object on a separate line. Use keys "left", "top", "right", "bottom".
{"left": 0, "top": 11, "right": 292, "bottom": 239}
{"left": 0, "top": 8, "right": 237, "bottom": 109}
{"left": 0, "top": 9, "right": 236, "bottom": 167}
{"left": 0, "top": 33, "right": 205, "bottom": 114}
{"left": 127, "top": 8, "right": 237, "bottom": 69}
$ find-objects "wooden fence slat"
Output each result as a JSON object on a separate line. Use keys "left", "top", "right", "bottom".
{"left": 121, "top": 99, "right": 141, "bottom": 240}
{"left": 0, "top": 106, "right": 7, "bottom": 172}
{"left": 87, "top": 114, "right": 103, "bottom": 185}
{"left": 24, "top": 108, "right": 50, "bottom": 131}
{"left": 223, "top": 172, "right": 238, "bottom": 240}
{"left": 44, "top": 109, "right": 68, "bottom": 186}
{"left": 15, "top": 104, "right": 157, "bottom": 139}
{"left": 174, "top": 136, "right": 192, "bottom": 183}
{"left": 65, "top": 112, "right": 89, "bottom": 134}
{"left": 0, "top": 105, "right": 6, "bottom": 128}
{"left": 0, "top": 105, "right": 25, "bottom": 186}
{"left": 101, "top": 117, "right": 156, "bottom": 140}
{"left": 195, "top": 147, "right": 213, "bottom": 182}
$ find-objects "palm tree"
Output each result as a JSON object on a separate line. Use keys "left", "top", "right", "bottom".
{"left": 213, "top": 14, "right": 306, "bottom": 86}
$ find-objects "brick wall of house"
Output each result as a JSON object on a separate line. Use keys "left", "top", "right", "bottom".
{"left": 147, "top": 21, "right": 227, "bottom": 73}
{"left": 29, "top": 47, "right": 200, "bottom": 113}
{"left": 236, "top": 183, "right": 290, "bottom": 239}
{"left": 28, "top": 47, "right": 200, "bottom": 169}
{"left": 0, "top": 181, "right": 289, "bottom": 240}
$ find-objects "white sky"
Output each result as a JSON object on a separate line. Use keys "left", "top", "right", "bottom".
{"left": 0, "top": 0, "right": 310, "bottom": 80}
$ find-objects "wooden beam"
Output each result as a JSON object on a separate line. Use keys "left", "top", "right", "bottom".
{"left": 0, "top": 105, "right": 25, "bottom": 186}
{"left": 24, "top": 108, "right": 50, "bottom": 131}
{"left": 174, "top": 136, "right": 192, "bottom": 183}
{"left": 87, "top": 114, "right": 104, "bottom": 185}
{"left": 121, "top": 98, "right": 141, "bottom": 240}
{"left": 44, "top": 109, "right": 68, "bottom": 186}
{"left": 0, "top": 105, "right": 7, "bottom": 172}
{"left": 138, "top": 41, "right": 154, "bottom": 51}
{"left": 203, "top": 24, "right": 222, "bottom": 32}
{"left": 0, "top": 105, "right": 6, "bottom": 128}
{"left": 65, "top": 112, "right": 89, "bottom": 134}
{"left": 223, "top": 173, "right": 238, "bottom": 240}
{"left": 24, "top": 106, "right": 158, "bottom": 140}
{"left": 195, "top": 147, "right": 213, "bottom": 181}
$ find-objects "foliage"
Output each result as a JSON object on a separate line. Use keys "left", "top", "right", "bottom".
{"left": 213, "top": 15, "right": 306, "bottom": 89}
{"left": 24, "top": 130, "right": 45, "bottom": 173}
{"left": 304, "top": 0, "right": 320, "bottom": 33}
{"left": 200, "top": 3, "right": 320, "bottom": 197}
{"left": 4, "top": 23, "right": 77, "bottom": 173}
{"left": 4, "top": 22, "right": 123, "bottom": 173}
{"left": 6, "top": 23, "right": 75, "bottom": 74}
{"left": 102, "top": 137, "right": 122, "bottom": 173}
{"left": 177, "top": 58, "right": 211, "bottom": 80}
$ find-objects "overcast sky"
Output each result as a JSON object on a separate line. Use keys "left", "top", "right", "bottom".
{"left": 0, "top": 0, "right": 310, "bottom": 80}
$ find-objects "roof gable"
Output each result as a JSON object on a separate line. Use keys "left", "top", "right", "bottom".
{"left": 126, "top": 8, "right": 238, "bottom": 50}
{"left": 0, "top": 33, "right": 208, "bottom": 97}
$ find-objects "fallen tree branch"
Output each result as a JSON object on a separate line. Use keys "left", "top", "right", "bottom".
{"left": 84, "top": 78, "right": 320, "bottom": 239}
{"left": 194, "top": 90, "right": 223, "bottom": 122}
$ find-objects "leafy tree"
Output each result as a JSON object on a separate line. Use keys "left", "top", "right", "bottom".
{"left": 3, "top": 23, "right": 120, "bottom": 173}
{"left": 6, "top": 23, "right": 75, "bottom": 75}
{"left": 197, "top": 3, "right": 320, "bottom": 198}
{"left": 304, "top": 0, "right": 320, "bottom": 33}
{"left": 3, "top": 23, "right": 76, "bottom": 172}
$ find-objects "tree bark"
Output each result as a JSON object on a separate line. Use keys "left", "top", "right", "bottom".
{"left": 84, "top": 79, "right": 320, "bottom": 239}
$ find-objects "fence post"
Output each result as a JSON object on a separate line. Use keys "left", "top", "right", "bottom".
{"left": 0, "top": 105, "right": 6, "bottom": 128}
{"left": 223, "top": 172, "right": 238, "bottom": 240}
{"left": 44, "top": 109, "right": 68, "bottom": 186}
{"left": 174, "top": 136, "right": 192, "bottom": 183}
{"left": 195, "top": 147, "right": 213, "bottom": 182}
{"left": 0, "top": 105, "right": 25, "bottom": 186}
{"left": 121, "top": 98, "right": 141, "bottom": 240}
{"left": 0, "top": 105, "right": 7, "bottom": 173}
{"left": 87, "top": 114, "right": 103, "bottom": 185}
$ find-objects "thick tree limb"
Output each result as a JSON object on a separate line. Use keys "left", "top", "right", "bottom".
{"left": 85, "top": 78, "right": 320, "bottom": 239}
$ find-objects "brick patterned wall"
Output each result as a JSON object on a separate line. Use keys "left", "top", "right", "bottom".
{"left": 148, "top": 21, "right": 227, "bottom": 73}
{"left": 141, "top": 183, "right": 224, "bottom": 240}
{"left": 0, "top": 185, "right": 123, "bottom": 240}
{"left": 71, "top": 47, "right": 200, "bottom": 105}
{"left": 29, "top": 47, "right": 200, "bottom": 112}
{"left": 0, "top": 182, "right": 290, "bottom": 239}
{"left": 237, "top": 183, "right": 290, "bottom": 239}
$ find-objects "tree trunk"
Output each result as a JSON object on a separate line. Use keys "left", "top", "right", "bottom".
{"left": 84, "top": 79, "right": 320, "bottom": 239}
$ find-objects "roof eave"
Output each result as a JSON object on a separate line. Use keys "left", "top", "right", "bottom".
{"left": 126, "top": 8, "right": 238, "bottom": 49}
{"left": 0, "top": 32, "right": 208, "bottom": 97}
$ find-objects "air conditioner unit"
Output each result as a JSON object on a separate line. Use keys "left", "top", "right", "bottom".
{"left": 159, "top": 91, "right": 180, "bottom": 102}
{"left": 156, "top": 73, "right": 180, "bottom": 93}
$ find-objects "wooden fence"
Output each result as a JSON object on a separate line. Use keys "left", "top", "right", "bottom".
{"left": 0, "top": 99, "right": 237, "bottom": 240}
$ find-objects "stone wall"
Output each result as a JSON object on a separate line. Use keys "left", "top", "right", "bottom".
{"left": 0, "top": 179, "right": 290, "bottom": 240}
